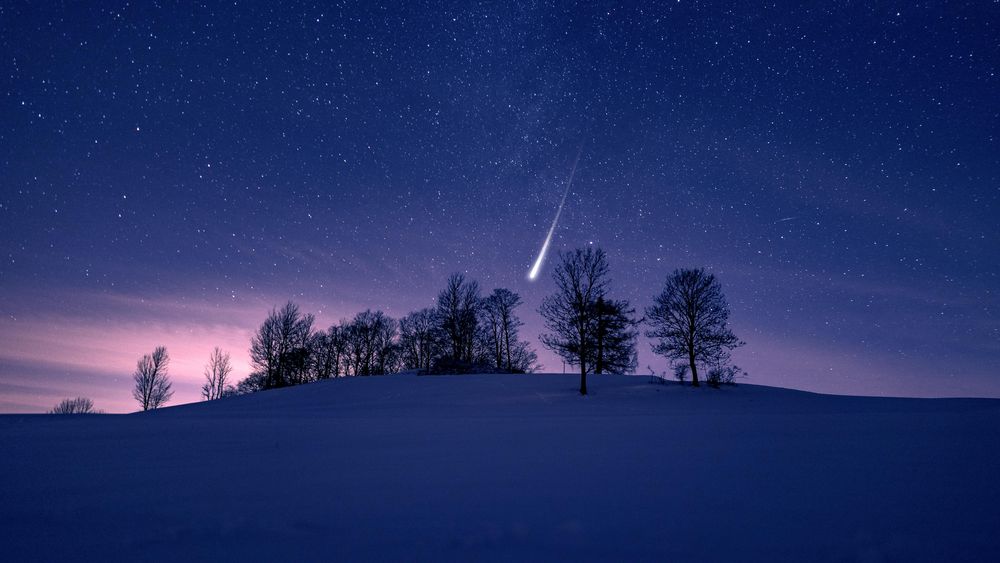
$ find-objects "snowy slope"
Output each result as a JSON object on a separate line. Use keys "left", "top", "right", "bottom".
{"left": 2, "top": 374, "right": 999, "bottom": 562}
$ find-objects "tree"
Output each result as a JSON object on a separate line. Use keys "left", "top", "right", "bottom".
{"left": 480, "top": 288, "right": 538, "bottom": 373}
{"left": 132, "top": 346, "right": 173, "bottom": 411}
{"left": 311, "top": 324, "right": 348, "bottom": 379}
{"left": 591, "top": 297, "right": 639, "bottom": 375}
{"left": 371, "top": 313, "right": 400, "bottom": 375}
{"left": 399, "top": 308, "right": 441, "bottom": 371}
{"left": 344, "top": 310, "right": 397, "bottom": 376}
{"left": 435, "top": 273, "right": 481, "bottom": 364}
{"left": 645, "top": 268, "right": 744, "bottom": 387}
{"left": 539, "top": 247, "right": 611, "bottom": 395}
{"left": 202, "top": 347, "right": 233, "bottom": 400}
{"left": 50, "top": 397, "right": 96, "bottom": 414}
{"left": 235, "top": 371, "right": 265, "bottom": 395}
{"left": 249, "top": 301, "right": 315, "bottom": 389}
{"left": 508, "top": 339, "right": 541, "bottom": 373}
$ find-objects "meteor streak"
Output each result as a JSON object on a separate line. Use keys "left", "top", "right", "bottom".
{"left": 527, "top": 145, "right": 584, "bottom": 281}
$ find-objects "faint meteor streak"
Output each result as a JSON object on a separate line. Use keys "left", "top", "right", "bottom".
{"left": 527, "top": 145, "right": 584, "bottom": 281}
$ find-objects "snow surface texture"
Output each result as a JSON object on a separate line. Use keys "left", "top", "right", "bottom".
{"left": 2, "top": 374, "right": 999, "bottom": 562}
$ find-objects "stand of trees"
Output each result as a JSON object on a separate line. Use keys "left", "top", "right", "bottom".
{"left": 429, "top": 274, "right": 539, "bottom": 374}
{"left": 229, "top": 254, "right": 744, "bottom": 397}
{"left": 538, "top": 247, "right": 639, "bottom": 395}
{"left": 398, "top": 308, "right": 439, "bottom": 372}
{"left": 436, "top": 274, "right": 481, "bottom": 366}
{"left": 232, "top": 275, "right": 539, "bottom": 394}
{"left": 116, "top": 250, "right": 746, "bottom": 406}
{"left": 249, "top": 302, "right": 315, "bottom": 389}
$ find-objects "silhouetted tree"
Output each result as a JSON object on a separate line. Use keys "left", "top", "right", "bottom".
{"left": 311, "top": 324, "right": 348, "bottom": 379}
{"left": 645, "top": 268, "right": 744, "bottom": 387}
{"left": 280, "top": 345, "right": 313, "bottom": 385}
{"left": 509, "top": 340, "right": 541, "bottom": 373}
{"left": 132, "top": 346, "right": 173, "bottom": 411}
{"left": 435, "top": 273, "right": 481, "bottom": 364}
{"left": 201, "top": 347, "right": 233, "bottom": 400}
{"left": 399, "top": 308, "right": 441, "bottom": 371}
{"left": 372, "top": 314, "right": 399, "bottom": 375}
{"left": 344, "top": 310, "right": 397, "bottom": 375}
{"left": 481, "top": 288, "right": 519, "bottom": 370}
{"left": 235, "top": 371, "right": 265, "bottom": 395}
{"left": 50, "top": 397, "right": 96, "bottom": 414}
{"left": 706, "top": 363, "right": 745, "bottom": 387}
{"left": 591, "top": 297, "right": 639, "bottom": 374}
{"left": 480, "top": 288, "right": 539, "bottom": 373}
{"left": 539, "top": 247, "right": 611, "bottom": 395}
{"left": 250, "top": 301, "right": 315, "bottom": 389}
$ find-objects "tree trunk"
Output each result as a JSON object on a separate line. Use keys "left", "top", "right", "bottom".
{"left": 504, "top": 330, "right": 511, "bottom": 371}
{"left": 580, "top": 363, "right": 588, "bottom": 395}
{"left": 688, "top": 351, "right": 699, "bottom": 387}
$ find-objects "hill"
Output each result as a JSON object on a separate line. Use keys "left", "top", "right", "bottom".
{"left": 2, "top": 374, "right": 999, "bottom": 561}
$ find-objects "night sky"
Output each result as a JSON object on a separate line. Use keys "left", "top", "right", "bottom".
{"left": 1, "top": 2, "right": 998, "bottom": 413}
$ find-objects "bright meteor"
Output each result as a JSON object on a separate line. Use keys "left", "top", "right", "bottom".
{"left": 527, "top": 145, "right": 584, "bottom": 281}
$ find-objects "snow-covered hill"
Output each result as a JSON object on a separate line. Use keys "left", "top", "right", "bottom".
{"left": 2, "top": 374, "right": 999, "bottom": 561}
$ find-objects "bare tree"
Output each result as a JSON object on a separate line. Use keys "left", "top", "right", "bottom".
{"left": 539, "top": 247, "right": 611, "bottom": 395}
{"left": 645, "top": 268, "right": 744, "bottom": 387}
{"left": 435, "top": 273, "right": 481, "bottom": 364}
{"left": 132, "top": 346, "right": 173, "bottom": 411}
{"left": 50, "top": 397, "right": 96, "bottom": 414}
{"left": 509, "top": 339, "right": 541, "bottom": 373}
{"left": 344, "top": 310, "right": 398, "bottom": 376}
{"left": 480, "top": 288, "right": 538, "bottom": 373}
{"left": 250, "top": 301, "right": 315, "bottom": 389}
{"left": 399, "top": 308, "right": 441, "bottom": 371}
{"left": 311, "top": 324, "right": 348, "bottom": 379}
{"left": 201, "top": 347, "right": 233, "bottom": 400}
{"left": 591, "top": 297, "right": 639, "bottom": 375}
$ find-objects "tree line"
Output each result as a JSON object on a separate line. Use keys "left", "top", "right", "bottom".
{"left": 237, "top": 273, "right": 541, "bottom": 394}
{"left": 51, "top": 246, "right": 746, "bottom": 412}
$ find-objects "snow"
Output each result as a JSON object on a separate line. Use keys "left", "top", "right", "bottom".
{"left": 2, "top": 374, "right": 999, "bottom": 561}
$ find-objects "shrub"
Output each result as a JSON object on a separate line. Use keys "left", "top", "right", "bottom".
{"left": 50, "top": 397, "right": 97, "bottom": 414}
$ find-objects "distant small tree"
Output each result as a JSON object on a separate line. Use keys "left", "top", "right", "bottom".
{"left": 673, "top": 363, "right": 689, "bottom": 383}
{"left": 201, "top": 347, "right": 233, "bottom": 400}
{"left": 50, "top": 397, "right": 96, "bottom": 414}
{"left": 539, "top": 247, "right": 611, "bottom": 395}
{"left": 645, "top": 268, "right": 744, "bottom": 387}
{"left": 132, "top": 346, "right": 173, "bottom": 411}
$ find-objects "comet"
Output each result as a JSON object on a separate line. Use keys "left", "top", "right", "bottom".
{"left": 527, "top": 145, "right": 584, "bottom": 281}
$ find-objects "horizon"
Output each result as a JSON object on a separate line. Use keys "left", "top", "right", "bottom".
{"left": 2, "top": 3, "right": 998, "bottom": 413}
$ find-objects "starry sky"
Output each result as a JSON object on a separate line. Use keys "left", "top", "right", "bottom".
{"left": 1, "top": 2, "right": 998, "bottom": 413}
